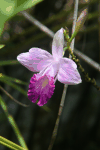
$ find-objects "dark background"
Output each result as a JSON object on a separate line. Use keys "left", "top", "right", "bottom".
{"left": 0, "top": 0, "right": 100, "bottom": 150}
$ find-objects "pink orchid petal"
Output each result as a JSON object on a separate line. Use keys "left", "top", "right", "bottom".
{"left": 17, "top": 48, "right": 53, "bottom": 72}
{"left": 39, "top": 60, "right": 60, "bottom": 79}
{"left": 52, "top": 28, "right": 64, "bottom": 59}
{"left": 58, "top": 58, "right": 82, "bottom": 85}
{"left": 29, "top": 48, "right": 52, "bottom": 58}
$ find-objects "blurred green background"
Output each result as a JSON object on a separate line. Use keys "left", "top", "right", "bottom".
{"left": 0, "top": 0, "right": 100, "bottom": 150}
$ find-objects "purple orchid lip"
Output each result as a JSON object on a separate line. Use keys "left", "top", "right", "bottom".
{"left": 17, "top": 28, "right": 82, "bottom": 106}
{"left": 28, "top": 74, "right": 55, "bottom": 106}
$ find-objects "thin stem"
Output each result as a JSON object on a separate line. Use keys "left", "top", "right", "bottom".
{"left": 8, "top": 115, "right": 28, "bottom": 149}
{"left": 0, "top": 140, "right": 15, "bottom": 150}
{"left": 74, "top": 48, "right": 100, "bottom": 72}
{"left": 0, "top": 73, "right": 28, "bottom": 85}
{"left": 48, "top": 1, "right": 79, "bottom": 150}
{"left": 0, "top": 136, "right": 26, "bottom": 150}
{"left": 70, "top": 0, "right": 79, "bottom": 51}
{"left": 48, "top": 84, "right": 68, "bottom": 150}
{"left": 0, "top": 60, "right": 19, "bottom": 66}
{"left": 0, "top": 95, "right": 29, "bottom": 150}
{"left": 20, "top": 11, "right": 54, "bottom": 38}
{"left": 66, "top": 47, "right": 100, "bottom": 91}
{"left": 0, "top": 86, "right": 29, "bottom": 107}
{"left": 64, "top": 46, "right": 100, "bottom": 72}
{"left": 0, "top": 78, "right": 51, "bottom": 112}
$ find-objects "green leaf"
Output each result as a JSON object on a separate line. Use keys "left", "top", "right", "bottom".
{"left": 0, "top": 77, "right": 51, "bottom": 112}
{"left": 8, "top": 115, "right": 28, "bottom": 149}
{"left": 0, "top": 96, "right": 8, "bottom": 116}
{"left": 0, "top": 78, "right": 27, "bottom": 96}
{"left": 0, "top": 95, "right": 28, "bottom": 150}
{"left": 0, "top": 60, "right": 19, "bottom": 66}
{"left": 0, "top": 73, "right": 28, "bottom": 85}
{"left": 0, "top": 0, "right": 43, "bottom": 35}
{"left": 15, "top": 0, "right": 43, "bottom": 13}
{"left": 0, "top": 44, "right": 5, "bottom": 49}
{"left": 0, "top": 137, "right": 26, "bottom": 150}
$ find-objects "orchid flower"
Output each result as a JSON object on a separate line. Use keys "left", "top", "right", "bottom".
{"left": 17, "top": 28, "right": 82, "bottom": 106}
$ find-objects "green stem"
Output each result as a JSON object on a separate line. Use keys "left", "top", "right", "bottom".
{"left": 0, "top": 60, "right": 19, "bottom": 66}
{"left": 69, "top": 32, "right": 77, "bottom": 43}
{"left": 0, "top": 96, "right": 29, "bottom": 150}
{"left": 0, "top": 78, "right": 27, "bottom": 96}
{"left": 8, "top": 115, "right": 28, "bottom": 149}
{"left": 0, "top": 79, "right": 51, "bottom": 112}
{"left": 0, "top": 140, "right": 16, "bottom": 150}
{"left": 0, "top": 136, "right": 26, "bottom": 150}
{"left": 63, "top": 46, "right": 100, "bottom": 91}
{"left": 63, "top": 47, "right": 68, "bottom": 52}
{"left": 0, "top": 73, "right": 28, "bottom": 85}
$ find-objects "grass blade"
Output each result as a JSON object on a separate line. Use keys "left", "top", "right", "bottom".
{"left": 0, "top": 95, "right": 28, "bottom": 149}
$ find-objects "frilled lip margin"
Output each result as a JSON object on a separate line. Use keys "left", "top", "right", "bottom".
{"left": 27, "top": 74, "right": 55, "bottom": 106}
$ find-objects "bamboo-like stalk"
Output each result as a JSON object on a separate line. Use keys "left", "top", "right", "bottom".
{"left": 48, "top": 1, "right": 79, "bottom": 150}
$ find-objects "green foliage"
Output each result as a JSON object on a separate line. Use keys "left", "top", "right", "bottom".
{"left": 0, "top": 0, "right": 43, "bottom": 35}
{"left": 0, "top": 95, "right": 28, "bottom": 150}
{"left": 0, "top": 77, "right": 27, "bottom": 96}
{"left": 0, "top": 44, "right": 5, "bottom": 49}
{"left": 0, "top": 73, "right": 28, "bottom": 85}
{"left": 0, "top": 73, "right": 51, "bottom": 112}
{"left": 0, "top": 60, "right": 19, "bottom": 65}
